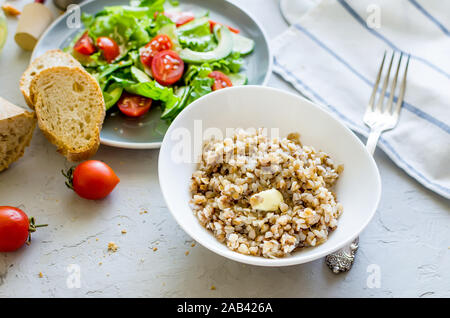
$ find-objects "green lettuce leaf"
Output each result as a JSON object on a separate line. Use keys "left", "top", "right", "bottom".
{"left": 121, "top": 80, "right": 179, "bottom": 109}
{"left": 148, "top": 14, "right": 174, "bottom": 37}
{"left": 183, "top": 63, "right": 214, "bottom": 104}
{"left": 177, "top": 19, "right": 216, "bottom": 52}
{"left": 210, "top": 52, "right": 243, "bottom": 73}
{"left": 83, "top": 9, "right": 150, "bottom": 50}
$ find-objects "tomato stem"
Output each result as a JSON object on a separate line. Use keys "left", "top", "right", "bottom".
{"left": 62, "top": 166, "right": 75, "bottom": 190}
{"left": 28, "top": 217, "right": 48, "bottom": 232}
{"left": 27, "top": 217, "right": 48, "bottom": 244}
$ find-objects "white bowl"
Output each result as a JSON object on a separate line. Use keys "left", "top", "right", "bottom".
{"left": 158, "top": 86, "right": 381, "bottom": 267}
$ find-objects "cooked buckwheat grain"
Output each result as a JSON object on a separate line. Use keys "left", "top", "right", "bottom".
{"left": 190, "top": 129, "right": 343, "bottom": 258}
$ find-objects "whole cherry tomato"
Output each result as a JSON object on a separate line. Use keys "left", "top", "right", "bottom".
{"left": 140, "top": 34, "right": 173, "bottom": 68}
{"left": 74, "top": 31, "right": 96, "bottom": 56}
{"left": 96, "top": 36, "right": 120, "bottom": 63}
{"left": 117, "top": 92, "right": 152, "bottom": 117}
{"left": 0, "top": 206, "right": 47, "bottom": 252}
{"left": 63, "top": 160, "right": 120, "bottom": 200}
{"left": 208, "top": 71, "right": 233, "bottom": 91}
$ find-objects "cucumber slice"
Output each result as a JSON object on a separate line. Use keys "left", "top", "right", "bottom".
{"left": 232, "top": 33, "right": 255, "bottom": 55}
{"left": 179, "top": 26, "right": 233, "bottom": 63}
{"left": 177, "top": 16, "right": 209, "bottom": 33}
{"left": 131, "top": 66, "right": 152, "bottom": 83}
{"left": 161, "top": 86, "right": 191, "bottom": 120}
{"left": 104, "top": 86, "right": 123, "bottom": 110}
{"left": 228, "top": 72, "right": 248, "bottom": 86}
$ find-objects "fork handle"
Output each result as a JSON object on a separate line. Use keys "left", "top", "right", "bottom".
{"left": 365, "top": 128, "right": 382, "bottom": 155}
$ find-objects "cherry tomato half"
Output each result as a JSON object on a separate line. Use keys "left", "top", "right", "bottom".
{"left": 74, "top": 31, "right": 96, "bottom": 56}
{"left": 164, "top": 11, "right": 195, "bottom": 27}
{"left": 0, "top": 206, "right": 47, "bottom": 252}
{"left": 208, "top": 20, "right": 240, "bottom": 34}
{"left": 151, "top": 50, "right": 184, "bottom": 86}
{"left": 64, "top": 160, "right": 120, "bottom": 200}
{"left": 96, "top": 36, "right": 120, "bottom": 63}
{"left": 118, "top": 92, "right": 152, "bottom": 117}
{"left": 208, "top": 71, "right": 233, "bottom": 91}
{"left": 140, "top": 34, "right": 173, "bottom": 68}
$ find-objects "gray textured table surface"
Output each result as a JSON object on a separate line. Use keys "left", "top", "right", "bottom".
{"left": 0, "top": 0, "right": 448, "bottom": 298}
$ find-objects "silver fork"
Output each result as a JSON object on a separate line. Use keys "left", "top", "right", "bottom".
{"left": 325, "top": 51, "right": 410, "bottom": 274}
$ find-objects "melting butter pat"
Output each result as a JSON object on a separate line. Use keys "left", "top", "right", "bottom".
{"left": 250, "top": 189, "right": 284, "bottom": 211}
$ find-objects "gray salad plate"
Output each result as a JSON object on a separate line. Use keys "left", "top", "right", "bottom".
{"left": 32, "top": 0, "right": 272, "bottom": 149}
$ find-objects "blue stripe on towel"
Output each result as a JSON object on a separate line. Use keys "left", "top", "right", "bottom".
{"left": 292, "top": 23, "right": 450, "bottom": 135}
{"left": 273, "top": 57, "right": 450, "bottom": 195}
{"left": 378, "top": 138, "right": 450, "bottom": 194}
{"left": 408, "top": 0, "right": 449, "bottom": 36}
{"left": 337, "top": 0, "right": 450, "bottom": 79}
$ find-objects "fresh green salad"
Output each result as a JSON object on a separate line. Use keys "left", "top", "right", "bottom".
{"left": 65, "top": 0, "right": 255, "bottom": 121}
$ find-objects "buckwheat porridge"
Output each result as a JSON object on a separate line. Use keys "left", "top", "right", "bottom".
{"left": 189, "top": 129, "right": 344, "bottom": 258}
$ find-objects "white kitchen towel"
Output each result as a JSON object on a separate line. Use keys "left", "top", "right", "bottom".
{"left": 272, "top": 0, "right": 450, "bottom": 199}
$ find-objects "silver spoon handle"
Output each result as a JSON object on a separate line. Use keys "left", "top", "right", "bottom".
{"left": 325, "top": 237, "right": 359, "bottom": 273}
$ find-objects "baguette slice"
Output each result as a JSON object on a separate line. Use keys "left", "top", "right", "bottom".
{"left": 0, "top": 97, "right": 37, "bottom": 172}
{"left": 20, "top": 49, "right": 81, "bottom": 108}
{"left": 30, "top": 66, "right": 105, "bottom": 162}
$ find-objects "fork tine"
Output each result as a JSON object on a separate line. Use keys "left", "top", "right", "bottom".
{"left": 386, "top": 52, "right": 403, "bottom": 114}
{"left": 393, "top": 54, "right": 410, "bottom": 118}
{"left": 367, "top": 51, "right": 386, "bottom": 112}
{"left": 375, "top": 51, "right": 395, "bottom": 112}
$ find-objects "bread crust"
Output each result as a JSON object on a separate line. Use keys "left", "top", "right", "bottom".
{"left": 20, "top": 49, "right": 81, "bottom": 108}
{"left": 0, "top": 98, "right": 37, "bottom": 172}
{"left": 30, "top": 66, "right": 105, "bottom": 162}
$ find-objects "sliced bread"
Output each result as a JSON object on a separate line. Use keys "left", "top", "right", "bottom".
{"left": 0, "top": 97, "right": 37, "bottom": 172}
{"left": 30, "top": 66, "right": 105, "bottom": 162}
{"left": 20, "top": 49, "right": 81, "bottom": 108}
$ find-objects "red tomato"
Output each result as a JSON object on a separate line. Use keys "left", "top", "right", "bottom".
{"left": 0, "top": 206, "right": 47, "bottom": 252}
{"left": 96, "top": 36, "right": 120, "bottom": 63}
{"left": 140, "top": 34, "right": 173, "bottom": 68}
{"left": 118, "top": 92, "right": 152, "bottom": 117}
{"left": 64, "top": 160, "right": 120, "bottom": 200}
{"left": 208, "top": 20, "right": 240, "bottom": 34}
{"left": 208, "top": 71, "right": 233, "bottom": 91}
{"left": 74, "top": 31, "right": 96, "bottom": 55}
{"left": 151, "top": 50, "right": 184, "bottom": 86}
{"left": 164, "top": 11, "right": 195, "bottom": 27}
